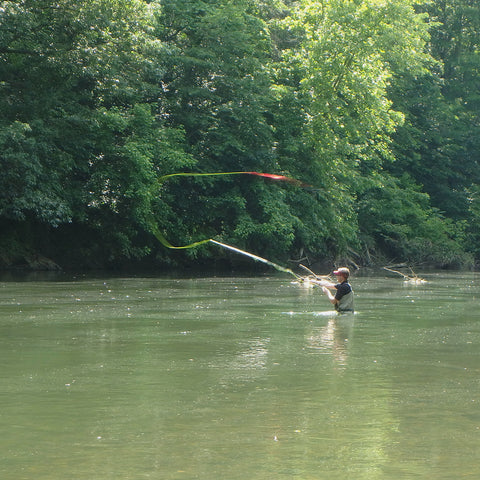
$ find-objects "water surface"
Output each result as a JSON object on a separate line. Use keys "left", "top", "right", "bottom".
{"left": 1, "top": 271, "right": 480, "bottom": 479}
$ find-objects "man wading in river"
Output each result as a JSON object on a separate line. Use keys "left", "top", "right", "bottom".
{"left": 320, "top": 267, "right": 354, "bottom": 313}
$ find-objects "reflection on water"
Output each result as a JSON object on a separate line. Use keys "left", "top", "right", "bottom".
{"left": 1, "top": 271, "right": 480, "bottom": 479}
{"left": 306, "top": 316, "right": 353, "bottom": 370}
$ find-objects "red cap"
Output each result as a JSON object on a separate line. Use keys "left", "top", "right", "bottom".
{"left": 333, "top": 267, "right": 350, "bottom": 278}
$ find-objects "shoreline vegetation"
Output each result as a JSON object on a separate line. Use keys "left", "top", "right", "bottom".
{"left": 0, "top": 249, "right": 474, "bottom": 274}
{"left": 1, "top": 1, "right": 479, "bottom": 272}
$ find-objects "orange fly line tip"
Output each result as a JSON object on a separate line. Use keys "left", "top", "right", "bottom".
{"left": 151, "top": 170, "right": 311, "bottom": 277}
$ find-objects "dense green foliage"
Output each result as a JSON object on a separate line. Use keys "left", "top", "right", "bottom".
{"left": 1, "top": 0, "right": 479, "bottom": 270}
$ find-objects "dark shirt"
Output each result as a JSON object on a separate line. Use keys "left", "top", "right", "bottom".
{"left": 335, "top": 281, "right": 352, "bottom": 300}
{"left": 334, "top": 281, "right": 354, "bottom": 312}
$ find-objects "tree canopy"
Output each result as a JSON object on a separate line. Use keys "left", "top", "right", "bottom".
{"left": 1, "top": 0, "right": 478, "bottom": 270}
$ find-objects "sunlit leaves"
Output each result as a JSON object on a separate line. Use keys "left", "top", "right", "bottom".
{"left": 1, "top": 0, "right": 478, "bottom": 267}
{"left": 272, "top": 0, "right": 442, "bottom": 260}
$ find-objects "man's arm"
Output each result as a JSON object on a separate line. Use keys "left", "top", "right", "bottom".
{"left": 322, "top": 286, "right": 339, "bottom": 306}
{"left": 314, "top": 279, "right": 336, "bottom": 289}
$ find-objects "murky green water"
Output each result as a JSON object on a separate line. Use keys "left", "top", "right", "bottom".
{"left": 1, "top": 270, "right": 480, "bottom": 479}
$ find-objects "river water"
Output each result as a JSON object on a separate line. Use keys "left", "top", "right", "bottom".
{"left": 1, "top": 270, "right": 480, "bottom": 479}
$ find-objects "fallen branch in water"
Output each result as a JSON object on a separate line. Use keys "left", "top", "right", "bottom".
{"left": 297, "top": 264, "right": 332, "bottom": 286}
{"left": 383, "top": 266, "right": 426, "bottom": 284}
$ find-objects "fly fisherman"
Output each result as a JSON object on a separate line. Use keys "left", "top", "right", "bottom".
{"left": 319, "top": 267, "right": 354, "bottom": 313}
